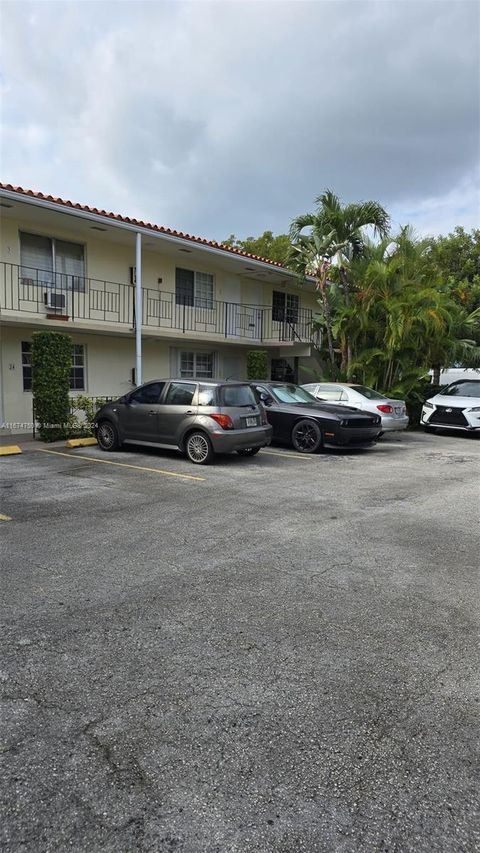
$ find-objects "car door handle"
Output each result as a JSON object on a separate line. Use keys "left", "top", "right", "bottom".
{"left": 185, "top": 410, "right": 194, "bottom": 415}
{"left": 148, "top": 410, "right": 157, "bottom": 415}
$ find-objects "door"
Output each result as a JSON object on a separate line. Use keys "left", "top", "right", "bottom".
{"left": 157, "top": 381, "right": 198, "bottom": 445}
{"left": 121, "top": 382, "right": 166, "bottom": 441}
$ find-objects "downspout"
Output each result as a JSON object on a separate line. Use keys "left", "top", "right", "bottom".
{"left": 135, "top": 232, "right": 142, "bottom": 386}
{"left": 0, "top": 324, "right": 5, "bottom": 428}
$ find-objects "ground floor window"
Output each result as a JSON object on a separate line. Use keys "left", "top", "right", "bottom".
{"left": 71, "top": 344, "right": 86, "bottom": 390}
{"left": 21, "top": 341, "right": 32, "bottom": 391}
{"left": 21, "top": 341, "right": 86, "bottom": 391}
{"left": 180, "top": 350, "right": 215, "bottom": 379}
{"left": 271, "top": 357, "right": 297, "bottom": 383}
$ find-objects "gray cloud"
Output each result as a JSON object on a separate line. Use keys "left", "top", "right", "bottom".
{"left": 1, "top": 0, "right": 478, "bottom": 238}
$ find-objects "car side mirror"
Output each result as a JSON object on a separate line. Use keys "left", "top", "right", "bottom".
{"left": 260, "top": 393, "right": 273, "bottom": 406}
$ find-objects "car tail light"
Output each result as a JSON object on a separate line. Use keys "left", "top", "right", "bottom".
{"left": 377, "top": 404, "right": 393, "bottom": 414}
{"left": 209, "top": 413, "right": 234, "bottom": 430}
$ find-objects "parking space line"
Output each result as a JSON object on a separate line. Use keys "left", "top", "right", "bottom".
{"left": 261, "top": 449, "right": 315, "bottom": 461}
{"left": 0, "top": 513, "right": 12, "bottom": 522}
{"left": 37, "top": 449, "right": 205, "bottom": 481}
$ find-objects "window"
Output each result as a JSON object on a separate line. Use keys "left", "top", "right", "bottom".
{"left": 165, "top": 382, "right": 196, "bottom": 406}
{"left": 175, "top": 268, "right": 214, "bottom": 309}
{"left": 442, "top": 381, "right": 480, "bottom": 397}
{"left": 198, "top": 385, "right": 217, "bottom": 406}
{"left": 350, "top": 385, "right": 388, "bottom": 401}
{"left": 220, "top": 385, "right": 256, "bottom": 407}
{"left": 20, "top": 232, "right": 85, "bottom": 292}
{"left": 22, "top": 341, "right": 32, "bottom": 391}
{"left": 130, "top": 382, "right": 165, "bottom": 404}
{"left": 180, "top": 351, "right": 215, "bottom": 379}
{"left": 272, "top": 290, "right": 299, "bottom": 323}
{"left": 271, "top": 385, "right": 317, "bottom": 404}
{"left": 70, "top": 345, "right": 86, "bottom": 390}
{"left": 315, "top": 385, "right": 345, "bottom": 401}
{"left": 22, "top": 341, "right": 86, "bottom": 390}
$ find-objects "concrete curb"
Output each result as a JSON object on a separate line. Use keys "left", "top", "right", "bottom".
{"left": 0, "top": 445, "right": 22, "bottom": 456}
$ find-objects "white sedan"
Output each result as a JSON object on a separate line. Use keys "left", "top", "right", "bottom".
{"left": 301, "top": 382, "right": 409, "bottom": 432}
{"left": 421, "top": 379, "right": 480, "bottom": 433}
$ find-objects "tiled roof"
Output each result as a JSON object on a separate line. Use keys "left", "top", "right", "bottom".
{"left": 0, "top": 183, "right": 286, "bottom": 269}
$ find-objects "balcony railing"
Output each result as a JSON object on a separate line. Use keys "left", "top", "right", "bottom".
{"left": 0, "top": 262, "right": 313, "bottom": 344}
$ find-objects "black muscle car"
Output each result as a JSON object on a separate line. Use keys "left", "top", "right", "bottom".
{"left": 250, "top": 382, "right": 382, "bottom": 452}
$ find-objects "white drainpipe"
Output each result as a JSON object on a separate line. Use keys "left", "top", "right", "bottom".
{"left": 135, "top": 232, "right": 142, "bottom": 386}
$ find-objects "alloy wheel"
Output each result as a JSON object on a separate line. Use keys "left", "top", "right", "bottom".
{"left": 98, "top": 422, "right": 115, "bottom": 450}
{"left": 186, "top": 432, "right": 211, "bottom": 464}
{"left": 292, "top": 420, "right": 321, "bottom": 453}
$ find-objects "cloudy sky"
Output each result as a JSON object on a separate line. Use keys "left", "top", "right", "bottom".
{"left": 1, "top": 0, "right": 479, "bottom": 241}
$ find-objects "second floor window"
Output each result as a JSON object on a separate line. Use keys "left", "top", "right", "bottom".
{"left": 175, "top": 268, "right": 214, "bottom": 309}
{"left": 272, "top": 290, "right": 299, "bottom": 323}
{"left": 20, "top": 232, "right": 86, "bottom": 292}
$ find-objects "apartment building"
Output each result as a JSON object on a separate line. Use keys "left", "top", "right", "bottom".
{"left": 0, "top": 184, "right": 320, "bottom": 430}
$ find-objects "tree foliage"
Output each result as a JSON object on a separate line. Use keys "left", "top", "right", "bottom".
{"left": 223, "top": 231, "right": 291, "bottom": 265}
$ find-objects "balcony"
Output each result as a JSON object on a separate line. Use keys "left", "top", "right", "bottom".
{"left": 0, "top": 262, "right": 314, "bottom": 344}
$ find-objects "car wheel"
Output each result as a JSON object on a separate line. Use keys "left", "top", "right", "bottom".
{"left": 185, "top": 431, "right": 214, "bottom": 465}
{"left": 291, "top": 419, "right": 322, "bottom": 453}
{"left": 96, "top": 420, "right": 120, "bottom": 451}
{"left": 237, "top": 447, "right": 261, "bottom": 457}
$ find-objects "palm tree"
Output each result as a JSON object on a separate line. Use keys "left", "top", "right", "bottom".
{"left": 289, "top": 190, "right": 390, "bottom": 373}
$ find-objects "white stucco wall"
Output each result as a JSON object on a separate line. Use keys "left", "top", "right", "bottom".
{"left": 0, "top": 325, "right": 250, "bottom": 430}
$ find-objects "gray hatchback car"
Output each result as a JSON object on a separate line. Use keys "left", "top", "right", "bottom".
{"left": 94, "top": 379, "right": 272, "bottom": 464}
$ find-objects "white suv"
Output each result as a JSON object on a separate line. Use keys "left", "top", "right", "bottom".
{"left": 421, "top": 380, "right": 480, "bottom": 433}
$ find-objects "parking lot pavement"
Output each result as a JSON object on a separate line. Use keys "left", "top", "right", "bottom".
{"left": 1, "top": 432, "right": 479, "bottom": 852}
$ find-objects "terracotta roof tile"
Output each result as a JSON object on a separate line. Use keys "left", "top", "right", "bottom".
{"left": 0, "top": 183, "right": 286, "bottom": 269}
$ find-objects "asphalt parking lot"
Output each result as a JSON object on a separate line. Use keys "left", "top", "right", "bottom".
{"left": 1, "top": 431, "right": 479, "bottom": 852}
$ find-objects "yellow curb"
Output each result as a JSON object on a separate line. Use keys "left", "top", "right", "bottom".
{"left": 65, "top": 437, "right": 98, "bottom": 448}
{"left": 0, "top": 445, "right": 22, "bottom": 456}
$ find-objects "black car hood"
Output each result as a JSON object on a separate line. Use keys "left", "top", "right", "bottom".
{"left": 267, "top": 401, "right": 375, "bottom": 422}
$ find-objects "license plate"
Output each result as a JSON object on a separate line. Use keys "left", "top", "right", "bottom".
{"left": 245, "top": 416, "right": 257, "bottom": 427}
{"left": 394, "top": 407, "right": 403, "bottom": 415}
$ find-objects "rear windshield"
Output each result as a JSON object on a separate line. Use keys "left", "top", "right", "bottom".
{"left": 220, "top": 384, "right": 257, "bottom": 407}
{"left": 350, "top": 385, "right": 387, "bottom": 400}
{"left": 442, "top": 381, "right": 480, "bottom": 397}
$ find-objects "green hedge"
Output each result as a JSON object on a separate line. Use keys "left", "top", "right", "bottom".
{"left": 247, "top": 350, "right": 269, "bottom": 380}
{"left": 32, "top": 332, "right": 73, "bottom": 441}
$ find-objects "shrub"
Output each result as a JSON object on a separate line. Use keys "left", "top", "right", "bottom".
{"left": 70, "top": 396, "right": 109, "bottom": 436}
{"left": 404, "top": 381, "right": 446, "bottom": 427}
{"left": 247, "top": 350, "right": 269, "bottom": 380}
{"left": 32, "top": 332, "right": 73, "bottom": 441}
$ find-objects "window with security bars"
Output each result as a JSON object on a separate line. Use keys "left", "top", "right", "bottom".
{"left": 180, "top": 351, "right": 215, "bottom": 379}
{"left": 175, "top": 268, "right": 214, "bottom": 309}
{"left": 20, "top": 232, "right": 86, "bottom": 292}
{"left": 21, "top": 341, "right": 85, "bottom": 390}
{"left": 272, "top": 290, "right": 299, "bottom": 323}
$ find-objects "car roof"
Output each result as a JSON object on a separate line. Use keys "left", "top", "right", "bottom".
{"left": 141, "top": 378, "right": 251, "bottom": 386}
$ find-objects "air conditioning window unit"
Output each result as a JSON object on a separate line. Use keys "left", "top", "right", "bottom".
{"left": 45, "top": 291, "right": 67, "bottom": 311}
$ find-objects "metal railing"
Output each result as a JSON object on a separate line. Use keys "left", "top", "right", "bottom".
{"left": 1, "top": 262, "right": 313, "bottom": 343}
